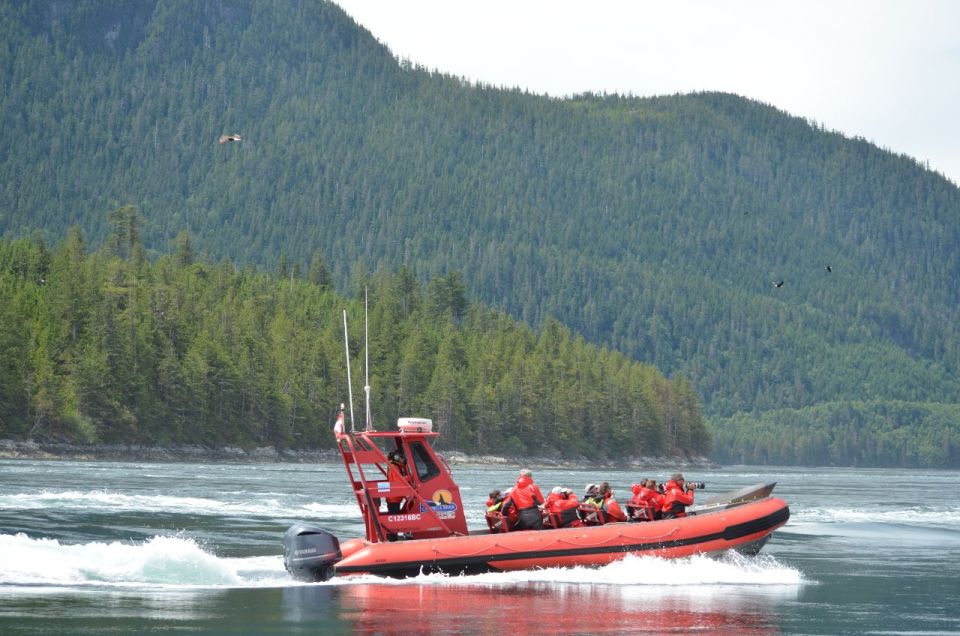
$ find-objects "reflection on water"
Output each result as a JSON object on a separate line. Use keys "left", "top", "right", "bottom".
{"left": 0, "top": 579, "right": 798, "bottom": 635}
{"left": 330, "top": 581, "right": 796, "bottom": 635}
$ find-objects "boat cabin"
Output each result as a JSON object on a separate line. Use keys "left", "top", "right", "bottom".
{"left": 335, "top": 416, "right": 468, "bottom": 542}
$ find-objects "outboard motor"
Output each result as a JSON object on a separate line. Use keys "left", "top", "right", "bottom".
{"left": 283, "top": 522, "right": 341, "bottom": 582}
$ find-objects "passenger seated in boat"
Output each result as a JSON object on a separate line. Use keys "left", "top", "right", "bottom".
{"left": 501, "top": 469, "right": 544, "bottom": 531}
{"left": 661, "top": 473, "right": 696, "bottom": 519}
{"left": 578, "top": 484, "right": 605, "bottom": 525}
{"left": 487, "top": 487, "right": 519, "bottom": 532}
{"left": 597, "top": 482, "right": 627, "bottom": 523}
{"left": 627, "top": 479, "right": 663, "bottom": 521}
{"left": 627, "top": 482, "right": 645, "bottom": 519}
{"left": 485, "top": 489, "right": 507, "bottom": 532}
{"left": 543, "top": 487, "right": 582, "bottom": 529}
{"left": 579, "top": 482, "right": 627, "bottom": 525}
{"left": 487, "top": 489, "right": 505, "bottom": 512}
{"left": 582, "top": 484, "right": 602, "bottom": 506}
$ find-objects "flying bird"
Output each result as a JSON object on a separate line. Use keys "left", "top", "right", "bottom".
{"left": 772, "top": 280, "right": 784, "bottom": 288}
{"left": 825, "top": 265, "right": 832, "bottom": 273}
{"left": 218, "top": 134, "right": 242, "bottom": 144}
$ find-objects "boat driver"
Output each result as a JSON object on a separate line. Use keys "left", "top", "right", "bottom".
{"left": 385, "top": 450, "right": 409, "bottom": 514}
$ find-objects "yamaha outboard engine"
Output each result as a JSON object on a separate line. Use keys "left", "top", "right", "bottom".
{"left": 283, "top": 523, "right": 341, "bottom": 582}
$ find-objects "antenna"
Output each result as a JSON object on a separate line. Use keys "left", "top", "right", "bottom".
{"left": 364, "top": 287, "right": 373, "bottom": 431}
{"left": 342, "top": 309, "right": 356, "bottom": 433}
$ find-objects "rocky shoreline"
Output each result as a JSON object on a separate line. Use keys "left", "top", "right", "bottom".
{"left": 0, "top": 438, "right": 715, "bottom": 470}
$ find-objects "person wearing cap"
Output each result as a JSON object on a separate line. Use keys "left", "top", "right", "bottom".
{"left": 660, "top": 473, "right": 695, "bottom": 519}
{"left": 385, "top": 450, "right": 409, "bottom": 514}
{"left": 582, "top": 483, "right": 602, "bottom": 506}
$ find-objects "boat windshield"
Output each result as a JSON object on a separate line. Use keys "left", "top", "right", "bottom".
{"left": 408, "top": 441, "right": 440, "bottom": 483}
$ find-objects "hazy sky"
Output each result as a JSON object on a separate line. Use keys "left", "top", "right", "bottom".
{"left": 334, "top": 0, "right": 960, "bottom": 185}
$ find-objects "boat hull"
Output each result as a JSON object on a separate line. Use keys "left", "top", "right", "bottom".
{"left": 330, "top": 496, "right": 789, "bottom": 578}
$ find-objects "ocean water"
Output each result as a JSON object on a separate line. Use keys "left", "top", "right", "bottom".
{"left": 1, "top": 459, "right": 958, "bottom": 634}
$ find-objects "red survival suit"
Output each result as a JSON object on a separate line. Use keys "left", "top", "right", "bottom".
{"left": 581, "top": 488, "right": 627, "bottom": 525}
{"left": 660, "top": 479, "right": 695, "bottom": 519}
{"left": 501, "top": 475, "right": 544, "bottom": 530}
{"left": 385, "top": 460, "right": 408, "bottom": 514}
{"left": 544, "top": 489, "right": 582, "bottom": 528}
{"left": 601, "top": 490, "right": 628, "bottom": 523}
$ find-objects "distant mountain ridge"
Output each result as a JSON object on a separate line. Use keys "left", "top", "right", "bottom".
{"left": 2, "top": 0, "right": 959, "bottom": 464}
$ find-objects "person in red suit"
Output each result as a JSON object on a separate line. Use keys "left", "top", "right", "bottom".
{"left": 661, "top": 473, "right": 695, "bottom": 519}
{"left": 597, "top": 482, "right": 627, "bottom": 523}
{"left": 385, "top": 451, "right": 409, "bottom": 514}
{"left": 501, "top": 469, "right": 544, "bottom": 530}
{"left": 544, "top": 487, "right": 581, "bottom": 528}
{"left": 628, "top": 479, "right": 664, "bottom": 521}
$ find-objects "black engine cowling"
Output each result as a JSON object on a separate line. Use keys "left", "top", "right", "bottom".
{"left": 283, "top": 522, "right": 341, "bottom": 582}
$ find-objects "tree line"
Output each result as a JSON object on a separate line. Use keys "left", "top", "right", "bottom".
{"left": 0, "top": 213, "right": 708, "bottom": 459}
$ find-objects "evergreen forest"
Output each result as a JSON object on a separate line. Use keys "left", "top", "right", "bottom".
{"left": 0, "top": 222, "right": 708, "bottom": 459}
{"left": 1, "top": 0, "right": 959, "bottom": 466}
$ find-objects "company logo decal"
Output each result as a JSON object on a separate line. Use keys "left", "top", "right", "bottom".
{"left": 420, "top": 489, "right": 458, "bottom": 519}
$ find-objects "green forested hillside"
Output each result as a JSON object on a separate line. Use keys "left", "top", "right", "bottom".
{"left": 0, "top": 226, "right": 708, "bottom": 458}
{"left": 2, "top": 0, "right": 959, "bottom": 465}
{"left": 711, "top": 401, "right": 960, "bottom": 468}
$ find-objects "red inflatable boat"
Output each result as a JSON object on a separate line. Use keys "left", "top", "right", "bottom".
{"left": 283, "top": 413, "right": 789, "bottom": 581}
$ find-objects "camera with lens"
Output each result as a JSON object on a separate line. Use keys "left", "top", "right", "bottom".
{"left": 684, "top": 481, "right": 705, "bottom": 490}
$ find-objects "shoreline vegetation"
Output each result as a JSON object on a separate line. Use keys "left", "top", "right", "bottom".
{"left": 0, "top": 230, "right": 709, "bottom": 462}
{"left": 0, "top": 439, "right": 713, "bottom": 470}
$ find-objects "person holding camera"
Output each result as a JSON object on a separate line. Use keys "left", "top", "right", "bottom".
{"left": 660, "top": 473, "right": 699, "bottom": 519}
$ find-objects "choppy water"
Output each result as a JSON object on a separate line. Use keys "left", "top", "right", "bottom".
{"left": 1, "top": 460, "right": 958, "bottom": 634}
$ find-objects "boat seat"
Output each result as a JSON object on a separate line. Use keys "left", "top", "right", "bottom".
{"left": 485, "top": 511, "right": 510, "bottom": 533}
{"left": 578, "top": 504, "right": 607, "bottom": 526}
{"left": 544, "top": 507, "right": 582, "bottom": 529}
{"left": 626, "top": 502, "right": 656, "bottom": 522}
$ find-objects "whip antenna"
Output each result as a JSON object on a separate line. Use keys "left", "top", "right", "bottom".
{"left": 364, "top": 287, "right": 373, "bottom": 431}
{"left": 342, "top": 309, "right": 356, "bottom": 432}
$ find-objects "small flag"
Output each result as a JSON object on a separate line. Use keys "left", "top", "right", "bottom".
{"left": 333, "top": 409, "right": 344, "bottom": 434}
